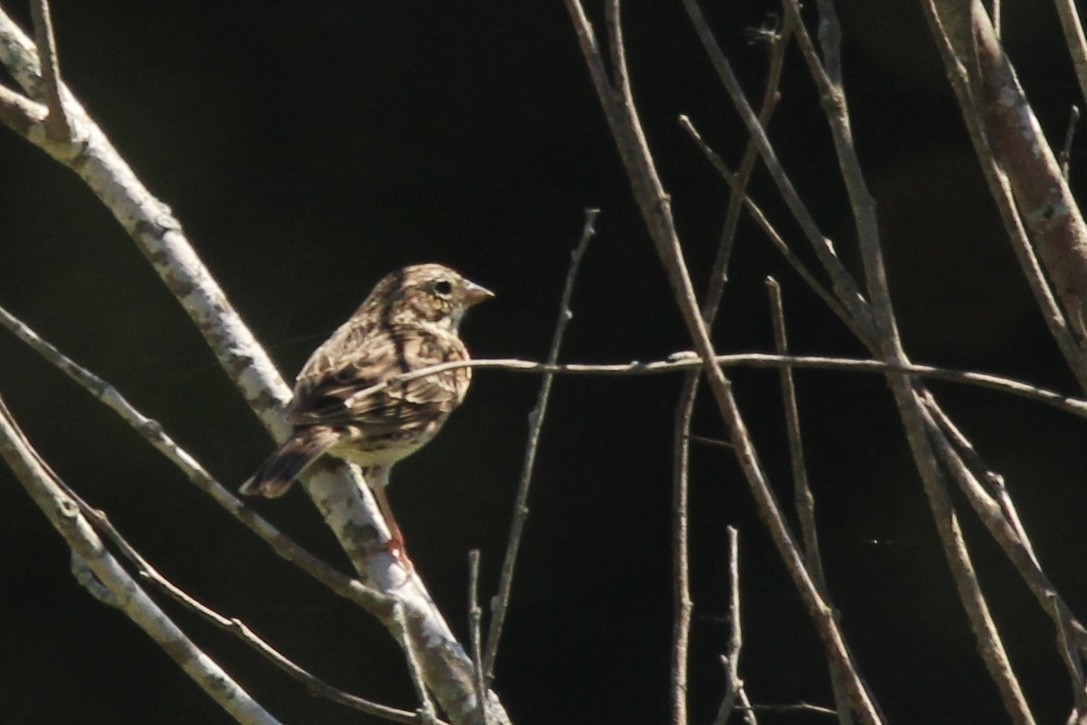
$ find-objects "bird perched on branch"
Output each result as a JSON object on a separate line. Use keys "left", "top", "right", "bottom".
{"left": 240, "top": 263, "right": 493, "bottom": 559}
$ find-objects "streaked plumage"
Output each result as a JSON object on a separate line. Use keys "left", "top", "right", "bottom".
{"left": 240, "top": 264, "right": 492, "bottom": 555}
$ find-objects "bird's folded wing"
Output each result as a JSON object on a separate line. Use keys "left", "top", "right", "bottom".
{"left": 286, "top": 326, "right": 468, "bottom": 432}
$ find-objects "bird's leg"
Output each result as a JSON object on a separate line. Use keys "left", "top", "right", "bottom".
{"left": 365, "top": 467, "right": 412, "bottom": 570}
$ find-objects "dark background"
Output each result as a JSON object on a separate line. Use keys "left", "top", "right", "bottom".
{"left": 1, "top": 1, "right": 1085, "bottom": 723}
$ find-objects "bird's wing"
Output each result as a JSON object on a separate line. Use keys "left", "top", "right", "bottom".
{"left": 286, "top": 324, "right": 470, "bottom": 434}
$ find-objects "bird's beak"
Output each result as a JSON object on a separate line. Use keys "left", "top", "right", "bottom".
{"left": 463, "top": 280, "right": 495, "bottom": 307}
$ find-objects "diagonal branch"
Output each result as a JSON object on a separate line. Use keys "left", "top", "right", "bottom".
{"left": 0, "top": 396, "right": 278, "bottom": 725}
{"left": 483, "top": 208, "right": 598, "bottom": 682}
{"left": 784, "top": 2, "right": 1034, "bottom": 719}
{"left": 671, "top": 22, "right": 791, "bottom": 723}
{"left": 29, "top": 0, "right": 71, "bottom": 139}
{"left": 74, "top": 495, "right": 434, "bottom": 723}
{"left": 0, "top": 11, "right": 510, "bottom": 722}
{"left": 564, "top": 1, "right": 881, "bottom": 721}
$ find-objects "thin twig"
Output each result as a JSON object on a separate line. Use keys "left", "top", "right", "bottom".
{"left": 8, "top": 292, "right": 1087, "bottom": 442}
{"left": 1055, "top": 0, "right": 1087, "bottom": 111}
{"left": 1052, "top": 593, "right": 1087, "bottom": 725}
{"left": 347, "top": 352, "right": 1087, "bottom": 422}
{"left": 740, "top": 702, "right": 837, "bottom": 716}
{"left": 1061, "top": 106, "right": 1080, "bottom": 181}
{"left": 0, "top": 303, "right": 392, "bottom": 613}
{"left": 671, "top": 382, "right": 694, "bottom": 725}
{"left": 566, "top": 1, "right": 882, "bottom": 720}
{"left": 391, "top": 602, "right": 439, "bottom": 725}
{"left": 0, "top": 397, "right": 277, "bottom": 724}
{"left": 29, "top": 0, "right": 71, "bottom": 139}
{"left": 919, "top": 394, "right": 1087, "bottom": 661}
{"left": 468, "top": 550, "right": 490, "bottom": 725}
{"left": 678, "top": 114, "right": 865, "bottom": 344}
{"left": 766, "top": 279, "right": 822, "bottom": 578}
{"left": 921, "top": 393, "right": 1039, "bottom": 567}
{"left": 70, "top": 493, "right": 433, "bottom": 723}
{"left": 482, "top": 208, "right": 598, "bottom": 682}
{"left": 786, "top": 4, "right": 1036, "bottom": 719}
{"left": 681, "top": 0, "right": 878, "bottom": 347}
{"left": 767, "top": 277, "right": 854, "bottom": 725}
{"left": 672, "top": 23, "right": 792, "bottom": 722}
{"left": 712, "top": 527, "right": 755, "bottom": 725}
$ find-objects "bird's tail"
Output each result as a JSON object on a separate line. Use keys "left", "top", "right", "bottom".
{"left": 239, "top": 427, "right": 340, "bottom": 498}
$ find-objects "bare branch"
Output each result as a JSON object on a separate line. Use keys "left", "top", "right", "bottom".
{"left": 712, "top": 527, "right": 755, "bottom": 725}
{"left": 672, "top": 24, "right": 791, "bottom": 722}
{"left": 741, "top": 702, "right": 837, "bottom": 716}
{"left": 1055, "top": 0, "right": 1087, "bottom": 110}
{"left": 1061, "top": 106, "right": 1080, "bottom": 181}
{"left": 672, "top": 375, "right": 694, "bottom": 725}
{"left": 564, "top": 2, "right": 881, "bottom": 721}
{"left": 767, "top": 278, "right": 857, "bottom": 724}
{"left": 29, "top": 0, "right": 71, "bottom": 139}
{"left": 0, "top": 302, "right": 392, "bottom": 614}
{"left": 680, "top": 0, "right": 878, "bottom": 346}
{"left": 921, "top": 1, "right": 1087, "bottom": 391}
{"left": 0, "top": 12, "right": 512, "bottom": 719}
{"left": 0, "top": 397, "right": 277, "bottom": 724}
{"left": 933, "top": 1, "right": 1087, "bottom": 343}
{"left": 484, "top": 207, "right": 597, "bottom": 682}
{"left": 74, "top": 497, "right": 434, "bottom": 724}
{"left": 0, "top": 81, "right": 45, "bottom": 135}
{"left": 786, "top": 2, "right": 1034, "bottom": 719}
{"left": 355, "top": 353, "right": 1087, "bottom": 422}
{"left": 468, "top": 550, "right": 489, "bottom": 725}
{"left": 390, "top": 603, "right": 440, "bottom": 724}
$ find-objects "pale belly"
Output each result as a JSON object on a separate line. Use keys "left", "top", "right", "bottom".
{"left": 326, "top": 422, "right": 443, "bottom": 468}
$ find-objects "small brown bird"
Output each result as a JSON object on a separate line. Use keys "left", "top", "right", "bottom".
{"left": 240, "top": 264, "right": 492, "bottom": 557}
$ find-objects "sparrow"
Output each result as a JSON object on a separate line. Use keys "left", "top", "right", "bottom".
{"left": 240, "top": 263, "right": 492, "bottom": 558}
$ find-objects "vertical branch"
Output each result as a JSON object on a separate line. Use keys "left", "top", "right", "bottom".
{"left": 391, "top": 602, "right": 439, "bottom": 725}
{"left": 671, "top": 388, "right": 694, "bottom": 725}
{"left": 29, "top": 0, "right": 71, "bottom": 139}
{"left": 767, "top": 277, "right": 856, "bottom": 725}
{"left": 711, "top": 527, "right": 757, "bottom": 725}
{"left": 564, "top": 2, "right": 881, "bottom": 721}
{"left": 766, "top": 279, "right": 822, "bottom": 576}
{"left": 468, "top": 550, "right": 490, "bottom": 725}
{"left": 783, "top": 3, "right": 1036, "bottom": 720}
{"left": 483, "top": 208, "right": 598, "bottom": 681}
{"left": 684, "top": 0, "right": 1051, "bottom": 720}
{"left": 670, "top": 18, "right": 791, "bottom": 724}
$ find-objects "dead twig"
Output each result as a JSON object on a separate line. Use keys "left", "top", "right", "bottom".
{"left": 29, "top": 0, "right": 71, "bottom": 139}
{"left": 482, "top": 208, "right": 598, "bottom": 683}
{"left": 70, "top": 493, "right": 435, "bottom": 723}
{"left": 0, "top": 397, "right": 276, "bottom": 724}
{"left": 671, "top": 24, "right": 791, "bottom": 722}
{"left": 564, "top": 1, "right": 881, "bottom": 721}
{"left": 468, "top": 550, "right": 490, "bottom": 725}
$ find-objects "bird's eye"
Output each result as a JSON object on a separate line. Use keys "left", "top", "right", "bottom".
{"left": 433, "top": 280, "right": 454, "bottom": 297}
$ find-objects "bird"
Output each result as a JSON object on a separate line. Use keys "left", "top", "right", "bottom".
{"left": 240, "top": 263, "right": 493, "bottom": 560}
